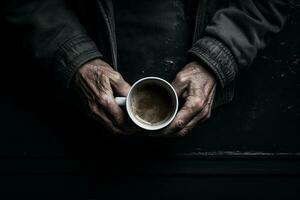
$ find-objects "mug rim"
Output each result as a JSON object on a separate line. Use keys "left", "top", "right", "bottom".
{"left": 126, "top": 77, "right": 178, "bottom": 130}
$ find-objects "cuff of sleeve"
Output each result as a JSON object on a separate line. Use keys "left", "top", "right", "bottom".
{"left": 188, "top": 36, "right": 238, "bottom": 88}
{"left": 54, "top": 34, "right": 103, "bottom": 88}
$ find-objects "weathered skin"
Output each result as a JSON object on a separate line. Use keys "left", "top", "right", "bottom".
{"left": 72, "top": 59, "right": 132, "bottom": 135}
{"left": 73, "top": 59, "right": 216, "bottom": 137}
{"left": 162, "top": 61, "right": 217, "bottom": 137}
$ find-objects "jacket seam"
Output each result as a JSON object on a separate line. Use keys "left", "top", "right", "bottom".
{"left": 206, "top": 37, "right": 239, "bottom": 72}
{"left": 57, "top": 34, "right": 89, "bottom": 51}
{"left": 189, "top": 37, "right": 238, "bottom": 87}
{"left": 189, "top": 48, "right": 226, "bottom": 87}
{"left": 58, "top": 35, "right": 96, "bottom": 55}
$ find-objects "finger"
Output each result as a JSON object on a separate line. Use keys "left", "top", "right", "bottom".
{"left": 177, "top": 85, "right": 216, "bottom": 136}
{"left": 76, "top": 75, "right": 98, "bottom": 103}
{"left": 89, "top": 102, "right": 125, "bottom": 135}
{"left": 161, "top": 95, "right": 205, "bottom": 135}
{"left": 81, "top": 70, "right": 110, "bottom": 101}
{"left": 206, "top": 84, "right": 217, "bottom": 117}
{"left": 162, "top": 82, "right": 216, "bottom": 136}
{"left": 171, "top": 74, "right": 188, "bottom": 97}
{"left": 83, "top": 71, "right": 135, "bottom": 133}
{"left": 177, "top": 104, "right": 210, "bottom": 136}
{"left": 100, "top": 94, "right": 136, "bottom": 133}
{"left": 87, "top": 74, "right": 132, "bottom": 133}
{"left": 92, "top": 76, "right": 124, "bottom": 124}
{"left": 111, "top": 73, "right": 131, "bottom": 96}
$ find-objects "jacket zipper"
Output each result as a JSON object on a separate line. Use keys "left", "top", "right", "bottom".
{"left": 96, "top": 0, "right": 118, "bottom": 70}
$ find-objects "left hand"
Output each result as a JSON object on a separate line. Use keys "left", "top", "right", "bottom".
{"left": 162, "top": 61, "right": 217, "bottom": 137}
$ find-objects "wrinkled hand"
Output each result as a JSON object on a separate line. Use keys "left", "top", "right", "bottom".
{"left": 162, "top": 61, "right": 217, "bottom": 137}
{"left": 72, "top": 58, "right": 132, "bottom": 134}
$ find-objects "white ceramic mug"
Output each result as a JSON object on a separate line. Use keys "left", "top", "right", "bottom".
{"left": 115, "top": 77, "right": 178, "bottom": 130}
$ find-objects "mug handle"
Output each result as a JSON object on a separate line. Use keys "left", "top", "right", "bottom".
{"left": 115, "top": 97, "right": 126, "bottom": 106}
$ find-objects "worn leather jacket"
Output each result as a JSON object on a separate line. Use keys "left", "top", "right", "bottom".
{"left": 3, "top": 0, "right": 295, "bottom": 107}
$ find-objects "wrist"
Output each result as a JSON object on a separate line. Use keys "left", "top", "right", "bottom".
{"left": 188, "top": 60, "right": 217, "bottom": 83}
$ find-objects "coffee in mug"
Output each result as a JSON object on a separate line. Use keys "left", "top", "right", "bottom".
{"left": 115, "top": 77, "right": 178, "bottom": 130}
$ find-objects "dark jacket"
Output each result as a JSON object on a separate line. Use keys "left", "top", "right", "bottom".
{"left": 3, "top": 0, "right": 295, "bottom": 107}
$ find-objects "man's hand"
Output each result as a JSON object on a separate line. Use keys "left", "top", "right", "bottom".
{"left": 162, "top": 61, "right": 217, "bottom": 137}
{"left": 72, "top": 58, "right": 132, "bottom": 134}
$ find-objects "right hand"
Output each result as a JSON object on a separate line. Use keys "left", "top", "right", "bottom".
{"left": 72, "top": 58, "right": 132, "bottom": 134}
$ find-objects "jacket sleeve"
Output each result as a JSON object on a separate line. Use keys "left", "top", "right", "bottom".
{"left": 3, "top": 0, "right": 103, "bottom": 88}
{"left": 189, "top": 0, "right": 294, "bottom": 88}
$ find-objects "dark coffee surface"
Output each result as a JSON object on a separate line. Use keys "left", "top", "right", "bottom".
{"left": 131, "top": 84, "right": 173, "bottom": 125}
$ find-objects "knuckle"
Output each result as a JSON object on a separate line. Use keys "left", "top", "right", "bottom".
{"left": 98, "top": 94, "right": 109, "bottom": 106}
{"left": 176, "top": 73, "right": 185, "bottom": 83}
{"left": 194, "top": 98, "right": 205, "bottom": 110}
{"left": 186, "top": 96, "right": 204, "bottom": 110}
{"left": 175, "top": 120, "right": 185, "bottom": 129}
{"left": 114, "top": 72, "right": 123, "bottom": 82}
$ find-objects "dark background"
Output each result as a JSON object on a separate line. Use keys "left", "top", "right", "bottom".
{"left": 0, "top": 2, "right": 300, "bottom": 199}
